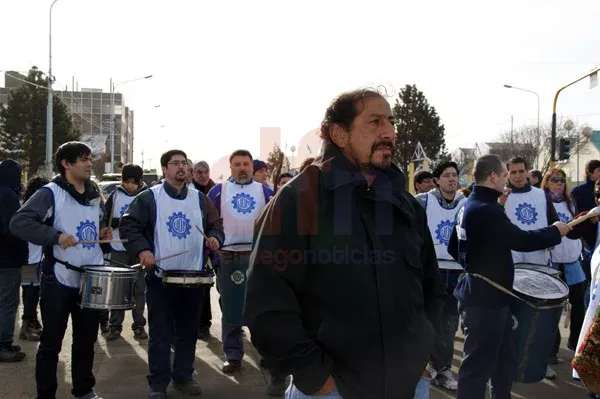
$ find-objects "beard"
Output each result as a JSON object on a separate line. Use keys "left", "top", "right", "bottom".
{"left": 358, "top": 140, "right": 395, "bottom": 171}
{"left": 236, "top": 173, "right": 251, "bottom": 184}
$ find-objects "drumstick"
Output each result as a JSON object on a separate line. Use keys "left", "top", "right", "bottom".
{"left": 568, "top": 206, "right": 600, "bottom": 228}
{"left": 78, "top": 239, "right": 128, "bottom": 245}
{"left": 195, "top": 225, "right": 210, "bottom": 241}
{"left": 130, "top": 251, "right": 188, "bottom": 269}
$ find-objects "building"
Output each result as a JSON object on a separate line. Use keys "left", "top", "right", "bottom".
{"left": 1, "top": 71, "right": 134, "bottom": 171}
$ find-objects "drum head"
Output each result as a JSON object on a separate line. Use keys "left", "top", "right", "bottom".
{"left": 513, "top": 269, "right": 569, "bottom": 301}
{"left": 83, "top": 265, "right": 133, "bottom": 273}
{"left": 514, "top": 263, "right": 558, "bottom": 275}
{"left": 221, "top": 244, "right": 252, "bottom": 252}
{"left": 437, "top": 260, "right": 463, "bottom": 271}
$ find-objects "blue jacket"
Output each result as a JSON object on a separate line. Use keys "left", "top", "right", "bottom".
{"left": 448, "top": 185, "right": 562, "bottom": 307}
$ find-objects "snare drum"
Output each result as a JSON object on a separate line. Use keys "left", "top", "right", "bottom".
{"left": 437, "top": 260, "right": 463, "bottom": 289}
{"left": 514, "top": 263, "right": 560, "bottom": 278}
{"left": 79, "top": 265, "right": 137, "bottom": 310}
{"left": 162, "top": 270, "right": 214, "bottom": 287}
{"left": 217, "top": 244, "right": 253, "bottom": 326}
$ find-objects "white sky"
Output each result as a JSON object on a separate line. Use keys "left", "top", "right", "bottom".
{"left": 2, "top": 0, "right": 600, "bottom": 178}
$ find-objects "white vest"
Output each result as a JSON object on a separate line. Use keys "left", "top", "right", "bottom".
{"left": 551, "top": 201, "right": 582, "bottom": 263}
{"left": 109, "top": 189, "right": 137, "bottom": 252}
{"left": 425, "top": 192, "right": 466, "bottom": 260}
{"left": 47, "top": 183, "right": 104, "bottom": 288}
{"left": 28, "top": 243, "right": 43, "bottom": 266}
{"left": 505, "top": 187, "right": 549, "bottom": 265}
{"left": 151, "top": 184, "right": 204, "bottom": 273}
{"left": 221, "top": 180, "right": 267, "bottom": 246}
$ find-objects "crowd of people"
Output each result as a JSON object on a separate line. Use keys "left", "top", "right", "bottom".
{"left": 0, "top": 87, "right": 600, "bottom": 399}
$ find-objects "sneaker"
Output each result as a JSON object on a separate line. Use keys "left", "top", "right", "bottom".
{"left": 545, "top": 366, "right": 557, "bottom": 380}
{"left": 173, "top": 378, "right": 203, "bottom": 395}
{"left": 0, "top": 345, "right": 26, "bottom": 362}
{"left": 222, "top": 359, "right": 242, "bottom": 374}
{"left": 31, "top": 319, "right": 43, "bottom": 334}
{"left": 73, "top": 391, "right": 103, "bottom": 399}
{"left": 103, "top": 328, "right": 121, "bottom": 341}
{"left": 147, "top": 390, "right": 166, "bottom": 399}
{"left": 433, "top": 369, "right": 458, "bottom": 391}
{"left": 19, "top": 321, "right": 41, "bottom": 341}
{"left": 267, "top": 374, "right": 286, "bottom": 396}
{"left": 133, "top": 327, "right": 148, "bottom": 340}
{"left": 99, "top": 320, "right": 110, "bottom": 334}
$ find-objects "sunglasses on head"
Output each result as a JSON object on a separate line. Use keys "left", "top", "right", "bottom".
{"left": 550, "top": 177, "right": 566, "bottom": 183}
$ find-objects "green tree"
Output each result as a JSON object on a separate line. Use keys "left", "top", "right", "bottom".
{"left": 0, "top": 66, "right": 80, "bottom": 176}
{"left": 392, "top": 84, "right": 448, "bottom": 172}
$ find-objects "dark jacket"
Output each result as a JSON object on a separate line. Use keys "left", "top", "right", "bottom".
{"left": 571, "top": 179, "right": 597, "bottom": 248}
{"left": 104, "top": 183, "right": 148, "bottom": 229}
{"left": 119, "top": 181, "right": 224, "bottom": 262}
{"left": 449, "top": 186, "right": 562, "bottom": 308}
{"left": 192, "top": 178, "right": 216, "bottom": 196}
{"left": 244, "top": 144, "right": 446, "bottom": 399}
{"left": 0, "top": 159, "right": 27, "bottom": 268}
{"left": 10, "top": 175, "right": 110, "bottom": 275}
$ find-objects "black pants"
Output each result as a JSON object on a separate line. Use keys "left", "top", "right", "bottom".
{"left": 199, "top": 284, "right": 212, "bottom": 330}
{"left": 457, "top": 303, "right": 514, "bottom": 399}
{"left": 146, "top": 274, "right": 205, "bottom": 390}
{"left": 554, "top": 280, "right": 587, "bottom": 354}
{"left": 36, "top": 275, "right": 100, "bottom": 399}
{"left": 22, "top": 285, "right": 41, "bottom": 322}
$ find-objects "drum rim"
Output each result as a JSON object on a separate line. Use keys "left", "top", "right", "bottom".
{"left": 513, "top": 269, "right": 569, "bottom": 302}
{"left": 82, "top": 265, "right": 136, "bottom": 273}
{"left": 219, "top": 243, "right": 253, "bottom": 252}
{"left": 162, "top": 270, "right": 214, "bottom": 276}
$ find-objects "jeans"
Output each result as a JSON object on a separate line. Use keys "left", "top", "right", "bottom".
{"left": 22, "top": 285, "right": 41, "bottom": 322}
{"left": 413, "top": 377, "right": 431, "bottom": 399}
{"left": 431, "top": 289, "right": 459, "bottom": 371}
{"left": 199, "top": 284, "right": 212, "bottom": 329}
{"left": 554, "top": 280, "right": 586, "bottom": 354}
{"left": 0, "top": 268, "right": 22, "bottom": 345}
{"left": 36, "top": 274, "right": 100, "bottom": 399}
{"left": 286, "top": 380, "right": 343, "bottom": 399}
{"left": 145, "top": 274, "right": 204, "bottom": 390}
{"left": 108, "top": 252, "right": 147, "bottom": 330}
{"left": 457, "top": 304, "right": 514, "bottom": 399}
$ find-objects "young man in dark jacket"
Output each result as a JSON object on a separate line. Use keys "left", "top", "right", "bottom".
{"left": 448, "top": 154, "right": 571, "bottom": 399}
{"left": 0, "top": 159, "right": 28, "bottom": 362}
{"left": 245, "top": 89, "right": 447, "bottom": 399}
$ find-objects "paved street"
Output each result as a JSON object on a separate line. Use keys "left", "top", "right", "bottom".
{"left": 0, "top": 288, "right": 590, "bottom": 398}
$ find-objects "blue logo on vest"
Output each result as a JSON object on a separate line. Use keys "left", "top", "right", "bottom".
{"left": 76, "top": 220, "right": 98, "bottom": 250}
{"left": 119, "top": 204, "right": 129, "bottom": 217}
{"left": 557, "top": 212, "right": 570, "bottom": 224}
{"left": 167, "top": 211, "right": 191, "bottom": 239}
{"left": 231, "top": 193, "right": 256, "bottom": 215}
{"left": 515, "top": 203, "right": 538, "bottom": 225}
{"left": 435, "top": 220, "right": 454, "bottom": 246}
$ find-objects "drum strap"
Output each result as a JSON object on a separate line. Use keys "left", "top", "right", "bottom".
{"left": 468, "top": 272, "right": 567, "bottom": 310}
{"left": 54, "top": 258, "right": 84, "bottom": 273}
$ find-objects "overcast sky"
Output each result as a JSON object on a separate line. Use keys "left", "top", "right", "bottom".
{"left": 2, "top": 0, "right": 600, "bottom": 176}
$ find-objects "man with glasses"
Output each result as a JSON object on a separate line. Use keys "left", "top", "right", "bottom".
{"left": 120, "top": 150, "right": 224, "bottom": 399}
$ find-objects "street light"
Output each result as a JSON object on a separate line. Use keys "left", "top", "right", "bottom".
{"left": 46, "top": 0, "right": 60, "bottom": 178}
{"left": 504, "top": 84, "right": 540, "bottom": 167}
{"left": 109, "top": 74, "right": 152, "bottom": 172}
{"left": 550, "top": 67, "right": 600, "bottom": 166}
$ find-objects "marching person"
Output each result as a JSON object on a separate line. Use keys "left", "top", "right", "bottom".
{"left": 102, "top": 164, "right": 148, "bottom": 341}
{"left": 415, "top": 161, "right": 465, "bottom": 393}
{"left": 0, "top": 159, "right": 28, "bottom": 362}
{"left": 245, "top": 88, "right": 447, "bottom": 399}
{"left": 191, "top": 161, "right": 217, "bottom": 340}
{"left": 414, "top": 170, "right": 435, "bottom": 194}
{"left": 206, "top": 150, "right": 274, "bottom": 375}
{"left": 448, "top": 154, "right": 570, "bottom": 399}
{"left": 10, "top": 142, "right": 112, "bottom": 399}
{"left": 119, "top": 149, "right": 224, "bottom": 399}
{"left": 19, "top": 176, "right": 50, "bottom": 342}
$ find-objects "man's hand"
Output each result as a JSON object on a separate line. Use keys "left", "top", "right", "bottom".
{"left": 205, "top": 237, "right": 220, "bottom": 252}
{"left": 314, "top": 376, "right": 336, "bottom": 395}
{"left": 58, "top": 234, "right": 78, "bottom": 249}
{"left": 138, "top": 250, "right": 156, "bottom": 270}
{"left": 498, "top": 187, "right": 511, "bottom": 206}
{"left": 553, "top": 221, "right": 572, "bottom": 237}
{"left": 99, "top": 227, "right": 113, "bottom": 241}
